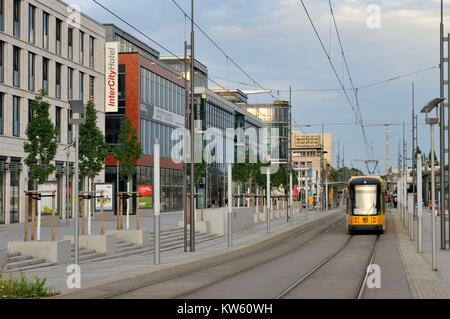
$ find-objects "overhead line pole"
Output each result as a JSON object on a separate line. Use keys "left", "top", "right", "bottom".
{"left": 189, "top": 0, "right": 195, "bottom": 252}
{"left": 440, "top": 0, "right": 446, "bottom": 250}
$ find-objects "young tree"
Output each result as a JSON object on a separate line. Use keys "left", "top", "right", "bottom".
{"left": 78, "top": 100, "right": 109, "bottom": 199}
{"left": 114, "top": 116, "right": 142, "bottom": 212}
{"left": 24, "top": 89, "right": 58, "bottom": 188}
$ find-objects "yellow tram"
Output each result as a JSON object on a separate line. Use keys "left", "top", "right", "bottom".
{"left": 346, "top": 176, "right": 386, "bottom": 234}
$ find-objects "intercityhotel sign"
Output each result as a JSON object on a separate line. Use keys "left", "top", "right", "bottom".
{"left": 105, "top": 42, "right": 119, "bottom": 112}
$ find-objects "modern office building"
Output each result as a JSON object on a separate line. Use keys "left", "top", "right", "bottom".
{"left": 194, "top": 86, "right": 263, "bottom": 208}
{"left": 103, "top": 24, "right": 187, "bottom": 213}
{"left": 244, "top": 101, "right": 290, "bottom": 166}
{"left": 0, "top": 0, "right": 105, "bottom": 224}
{"left": 291, "top": 131, "right": 332, "bottom": 204}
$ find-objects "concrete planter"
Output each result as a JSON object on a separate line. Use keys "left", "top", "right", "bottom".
{"left": 0, "top": 248, "right": 7, "bottom": 272}
{"left": 8, "top": 240, "right": 71, "bottom": 264}
{"left": 64, "top": 234, "right": 116, "bottom": 255}
{"left": 106, "top": 229, "right": 150, "bottom": 247}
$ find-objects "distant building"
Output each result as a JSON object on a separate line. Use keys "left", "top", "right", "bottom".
{"left": 0, "top": 0, "right": 105, "bottom": 224}
{"left": 291, "top": 131, "right": 332, "bottom": 205}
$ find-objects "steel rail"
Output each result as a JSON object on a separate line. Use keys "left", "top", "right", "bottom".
{"left": 101, "top": 212, "right": 344, "bottom": 299}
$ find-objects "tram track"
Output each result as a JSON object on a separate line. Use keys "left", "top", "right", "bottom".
{"left": 276, "top": 232, "right": 380, "bottom": 299}
{"left": 101, "top": 212, "right": 345, "bottom": 299}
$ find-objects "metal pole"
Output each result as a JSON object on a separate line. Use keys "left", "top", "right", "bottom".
{"left": 290, "top": 172, "right": 293, "bottom": 225}
{"left": 266, "top": 168, "right": 270, "bottom": 235}
{"left": 183, "top": 41, "right": 188, "bottom": 252}
{"left": 325, "top": 178, "right": 328, "bottom": 213}
{"left": 412, "top": 84, "right": 416, "bottom": 241}
{"left": 305, "top": 174, "right": 308, "bottom": 222}
{"left": 448, "top": 32, "right": 450, "bottom": 250}
{"left": 190, "top": 0, "right": 195, "bottom": 252}
{"left": 440, "top": 0, "right": 446, "bottom": 250}
{"left": 227, "top": 163, "right": 232, "bottom": 246}
{"left": 431, "top": 123, "right": 437, "bottom": 270}
{"left": 418, "top": 153, "right": 423, "bottom": 253}
{"left": 74, "top": 115, "right": 80, "bottom": 265}
{"left": 154, "top": 139, "right": 160, "bottom": 265}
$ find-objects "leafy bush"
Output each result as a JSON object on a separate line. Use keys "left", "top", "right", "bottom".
{"left": 0, "top": 271, "right": 57, "bottom": 299}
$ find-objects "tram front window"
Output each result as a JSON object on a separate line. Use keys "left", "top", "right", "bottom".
{"left": 353, "top": 185, "right": 377, "bottom": 215}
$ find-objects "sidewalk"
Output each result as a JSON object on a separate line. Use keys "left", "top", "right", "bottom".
{"left": 392, "top": 208, "right": 450, "bottom": 298}
{"left": 19, "top": 207, "right": 339, "bottom": 296}
{"left": 0, "top": 211, "right": 184, "bottom": 249}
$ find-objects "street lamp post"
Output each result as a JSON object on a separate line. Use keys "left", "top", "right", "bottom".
{"left": 421, "top": 97, "right": 445, "bottom": 271}
{"left": 68, "top": 100, "right": 86, "bottom": 266}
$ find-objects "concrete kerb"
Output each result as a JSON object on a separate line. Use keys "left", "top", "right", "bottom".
{"left": 105, "top": 229, "right": 151, "bottom": 247}
{"left": 7, "top": 240, "right": 71, "bottom": 264}
{"left": 53, "top": 210, "right": 342, "bottom": 299}
{"left": 64, "top": 234, "right": 116, "bottom": 256}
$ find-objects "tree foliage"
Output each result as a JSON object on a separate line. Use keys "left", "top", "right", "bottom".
{"left": 78, "top": 100, "right": 109, "bottom": 181}
{"left": 114, "top": 116, "right": 142, "bottom": 181}
{"left": 24, "top": 89, "right": 58, "bottom": 185}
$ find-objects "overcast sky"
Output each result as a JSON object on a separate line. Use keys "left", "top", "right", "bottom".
{"left": 71, "top": 0, "right": 449, "bottom": 174}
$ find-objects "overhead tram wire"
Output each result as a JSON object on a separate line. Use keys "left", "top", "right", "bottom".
{"left": 328, "top": 0, "right": 370, "bottom": 159}
{"left": 169, "top": 0, "right": 279, "bottom": 101}
{"left": 211, "top": 65, "right": 438, "bottom": 93}
{"left": 92, "top": 0, "right": 251, "bottom": 99}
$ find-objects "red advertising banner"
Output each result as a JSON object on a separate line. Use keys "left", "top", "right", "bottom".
{"left": 293, "top": 185, "right": 298, "bottom": 198}
{"left": 138, "top": 185, "right": 152, "bottom": 196}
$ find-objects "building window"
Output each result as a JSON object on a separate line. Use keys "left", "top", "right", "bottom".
{"left": 42, "top": 57, "right": 49, "bottom": 93}
{"left": 79, "top": 31, "right": 84, "bottom": 65}
{"left": 55, "top": 18, "right": 62, "bottom": 55}
{"left": 89, "top": 36, "right": 94, "bottom": 68}
{"left": 42, "top": 11, "right": 49, "bottom": 49}
{"left": 13, "top": 96, "right": 20, "bottom": 137}
{"left": 0, "top": 93, "right": 3, "bottom": 134}
{"left": 55, "top": 62, "right": 61, "bottom": 99}
{"left": 10, "top": 170, "right": 19, "bottom": 223}
{"left": 0, "top": 0, "right": 4, "bottom": 31}
{"left": 67, "top": 67, "right": 73, "bottom": 100}
{"left": 28, "top": 99, "right": 33, "bottom": 125}
{"left": 67, "top": 27, "right": 73, "bottom": 60}
{"left": 13, "top": 0, "right": 20, "bottom": 38}
{"left": 68, "top": 110, "right": 72, "bottom": 144}
{"left": 79, "top": 71, "right": 84, "bottom": 101}
{"left": 28, "top": 52, "right": 35, "bottom": 92}
{"left": 118, "top": 64, "right": 125, "bottom": 100}
{"left": 89, "top": 76, "right": 94, "bottom": 101}
{"left": 55, "top": 106, "right": 61, "bottom": 142}
{"left": 13, "top": 46, "right": 20, "bottom": 87}
{"left": 0, "top": 41, "right": 3, "bottom": 83}
{"left": 28, "top": 5, "right": 35, "bottom": 43}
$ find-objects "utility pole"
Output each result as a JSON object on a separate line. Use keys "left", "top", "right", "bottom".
{"left": 183, "top": 40, "right": 188, "bottom": 252}
{"left": 289, "top": 86, "right": 293, "bottom": 225}
{"left": 411, "top": 84, "right": 416, "bottom": 241}
{"left": 440, "top": 0, "right": 446, "bottom": 250}
{"left": 385, "top": 127, "right": 389, "bottom": 176}
{"left": 189, "top": 0, "right": 195, "bottom": 252}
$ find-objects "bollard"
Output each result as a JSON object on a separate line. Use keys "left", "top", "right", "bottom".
{"left": 116, "top": 194, "right": 120, "bottom": 231}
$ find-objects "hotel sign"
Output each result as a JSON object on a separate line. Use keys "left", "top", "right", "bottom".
{"left": 105, "top": 42, "right": 119, "bottom": 112}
